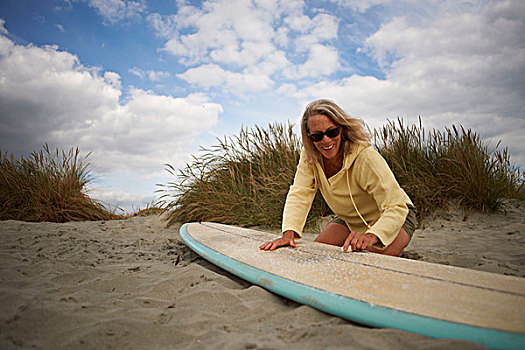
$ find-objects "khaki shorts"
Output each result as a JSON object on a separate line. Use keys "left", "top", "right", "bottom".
{"left": 330, "top": 204, "right": 418, "bottom": 239}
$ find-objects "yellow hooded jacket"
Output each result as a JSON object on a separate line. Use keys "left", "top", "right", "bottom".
{"left": 282, "top": 142, "right": 413, "bottom": 248}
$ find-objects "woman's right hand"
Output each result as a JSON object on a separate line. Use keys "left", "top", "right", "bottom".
{"left": 259, "top": 230, "right": 297, "bottom": 251}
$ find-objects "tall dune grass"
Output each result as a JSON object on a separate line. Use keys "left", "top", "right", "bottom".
{"left": 0, "top": 144, "right": 120, "bottom": 222}
{"left": 375, "top": 119, "right": 524, "bottom": 216}
{"left": 157, "top": 123, "right": 330, "bottom": 228}
{"left": 158, "top": 120, "right": 524, "bottom": 229}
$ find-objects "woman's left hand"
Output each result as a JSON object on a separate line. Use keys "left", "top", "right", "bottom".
{"left": 343, "top": 231, "right": 379, "bottom": 252}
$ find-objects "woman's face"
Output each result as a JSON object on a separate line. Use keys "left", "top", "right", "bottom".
{"left": 307, "top": 114, "right": 342, "bottom": 161}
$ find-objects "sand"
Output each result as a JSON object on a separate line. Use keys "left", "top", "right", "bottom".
{"left": 1, "top": 201, "right": 524, "bottom": 349}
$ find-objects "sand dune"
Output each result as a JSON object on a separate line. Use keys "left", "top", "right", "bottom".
{"left": 1, "top": 202, "right": 524, "bottom": 349}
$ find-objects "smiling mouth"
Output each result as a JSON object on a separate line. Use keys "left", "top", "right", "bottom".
{"left": 321, "top": 145, "right": 334, "bottom": 151}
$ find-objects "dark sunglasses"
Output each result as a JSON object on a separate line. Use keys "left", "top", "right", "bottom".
{"left": 307, "top": 126, "right": 341, "bottom": 142}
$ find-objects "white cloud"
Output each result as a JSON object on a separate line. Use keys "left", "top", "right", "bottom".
{"left": 86, "top": 185, "right": 156, "bottom": 213}
{"left": 289, "top": 13, "right": 339, "bottom": 52}
{"left": 0, "top": 19, "right": 7, "bottom": 34}
{"left": 283, "top": 44, "right": 339, "bottom": 79}
{"left": 129, "top": 67, "right": 171, "bottom": 81}
{"left": 178, "top": 64, "right": 274, "bottom": 93}
{"left": 103, "top": 71, "right": 122, "bottom": 90}
{"left": 0, "top": 31, "right": 223, "bottom": 177}
{"left": 329, "top": 0, "right": 392, "bottom": 12}
{"left": 146, "top": 70, "right": 171, "bottom": 82}
{"left": 148, "top": 0, "right": 340, "bottom": 92}
{"left": 145, "top": 12, "right": 177, "bottom": 39}
{"left": 85, "top": 0, "right": 146, "bottom": 24}
{"left": 293, "top": 0, "right": 525, "bottom": 166}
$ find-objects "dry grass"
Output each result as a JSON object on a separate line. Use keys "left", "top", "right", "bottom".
{"left": 0, "top": 144, "right": 121, "bottom": 222}
{"left": 157, "top": 123, "right": 329, "bottom": 228}
{"left": 158, "top": 120, "right": 523, "bottom": 229}
{"left": 374, "top": 118, "right": 524, "bottom": 216}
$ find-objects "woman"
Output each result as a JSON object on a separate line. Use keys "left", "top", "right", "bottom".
{"left": 259, "top": 99, "right": 417, "bottom": 256}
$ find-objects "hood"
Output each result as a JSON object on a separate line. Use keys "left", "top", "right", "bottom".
{"left": 342, "top": 141, "right": 370, "bottom": 171}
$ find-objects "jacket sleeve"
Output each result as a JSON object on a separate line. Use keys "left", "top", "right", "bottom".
{"left": 281, "top": 148, "right": 318, "bottom": 237}
{"left": 355, "top": 149, "right": 409, "bottom": 248}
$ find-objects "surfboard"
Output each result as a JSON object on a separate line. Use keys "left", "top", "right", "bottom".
{"left": 180, "top": 222, "right": 525, "bottom": 350}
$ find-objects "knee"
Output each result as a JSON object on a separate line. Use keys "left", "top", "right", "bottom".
{"left": 398, "top": 228, "right": 411, "bottom": 247}
{"left": 372, "top": 229, "right": 410, "bottom": 257}
{"left": 314, "top": 234, "right": 330, "bottom": 244}
{"left": 314, "top": 223, "right": 349, "bottom": 246}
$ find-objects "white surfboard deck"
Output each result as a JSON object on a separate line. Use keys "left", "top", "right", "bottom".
{"left": 180, "top": 222, "right": 525, "bottom": 350}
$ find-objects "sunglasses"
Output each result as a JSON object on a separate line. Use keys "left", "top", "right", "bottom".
{"left": 307, "top": 126, "right": 341, "bottom": 142}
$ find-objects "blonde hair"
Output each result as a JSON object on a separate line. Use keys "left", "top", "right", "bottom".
{"left": 301, "top": 99, "right": 370, "bottom": 164}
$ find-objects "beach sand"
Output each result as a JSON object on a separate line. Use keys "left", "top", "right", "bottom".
{"left": 1, "top": 201, "right": 524, "bottom": 349}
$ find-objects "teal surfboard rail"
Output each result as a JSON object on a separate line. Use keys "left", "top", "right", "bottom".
{"left": 180, "top": 223, "right": 525, "bottom": 350}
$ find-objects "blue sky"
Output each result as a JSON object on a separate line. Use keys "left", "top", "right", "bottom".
{"left": 1, "top": 0, "right": 524, "bottom": 212}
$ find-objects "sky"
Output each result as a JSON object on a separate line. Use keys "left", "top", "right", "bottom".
{"left": 0, "top": 0, "right": 524, "bottom": 212}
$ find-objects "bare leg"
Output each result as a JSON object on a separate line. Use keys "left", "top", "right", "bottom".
{"left": 315, "top": 223, "right": 410, "bottom": 257}
{"left": 366, "top": 228, "right": 410, "bottom": 257}
{"left": 314, "top": 222, "right": 350, "bottom": 246}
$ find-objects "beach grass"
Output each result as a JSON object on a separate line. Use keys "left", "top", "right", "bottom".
{"left": 158, "top": 120, "right": 523, "bottom": 229}
{"left": 0, "top": 144, "right": 121, "bottom": 222}
{"left": 375, "top": 119, "right": 524, "bottom": 216}
{"left": 156, "top": 123, "right": 330, "bottom": 228}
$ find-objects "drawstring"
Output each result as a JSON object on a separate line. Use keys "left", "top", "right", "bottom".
{"left": 346, "top": 172, "right": 371, "bottom": 229}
